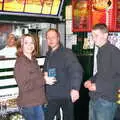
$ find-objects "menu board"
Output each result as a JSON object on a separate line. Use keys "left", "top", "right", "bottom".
{"left": 0, "top": 0, "right": 63, "bottom": 16}
{"left": 72, "top": 0, "right": 91, "bottom": 32}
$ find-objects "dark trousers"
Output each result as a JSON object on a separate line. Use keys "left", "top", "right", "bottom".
{"left": 45, "top": 98, "right": 74, "bottom": 120}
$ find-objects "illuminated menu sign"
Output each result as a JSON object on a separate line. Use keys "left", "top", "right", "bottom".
{"left": 0, "top": 0, "right": 63, "bottom": 17}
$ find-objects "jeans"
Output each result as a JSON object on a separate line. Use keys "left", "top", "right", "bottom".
{"left": 20, "top": 105, "right": 44, "bottom": 120}
{"left": 89, "top": 98, "right": 117, "bottom": 120}
{"left": 114, "top": 105, "right": 120, "bottom": 120}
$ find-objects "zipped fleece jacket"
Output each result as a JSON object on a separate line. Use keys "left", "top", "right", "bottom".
{"left": 44, "top": 46, "right": 83, "bottom": 100}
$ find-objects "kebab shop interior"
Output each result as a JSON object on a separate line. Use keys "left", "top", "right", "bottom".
{"left": 0, "top": 0, "right": 119, "bottom": 120}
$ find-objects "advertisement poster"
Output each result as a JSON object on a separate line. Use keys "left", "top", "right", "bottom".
{"left": 92, "top": 0, "right": 115, "bottom": 31}
{"left": 72, "top": 0, "right": 116, "bottom": 32}
{"left": 72, "top": 0, "right": 91, "bottom": 32}
{"left": 116, "top": 0, "right": 120, "bottom": 30}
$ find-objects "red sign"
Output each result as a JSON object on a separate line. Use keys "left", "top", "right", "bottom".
{"left": 92, "top": 0, "right": 115, "bottom": 31}
{"left": 72, "top": 0, "right": 116, "bottom": 32}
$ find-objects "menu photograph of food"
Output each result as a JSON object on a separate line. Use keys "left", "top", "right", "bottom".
{"left": 3, "top": 0, "right": 25, "bottom": 12}
{"left": 24, "top": 0, "right": 42, "bottom": 13}
{"left": 42, "top": 0, "right": 53, "bottom": 14}
{"left": 92, "top": 0, "right": 106, "bottom": 26}
{"left": 51, "top": 0, "right": 61, "bottom": 15}
{"left": 72, "top": 0, "right": 91, "bottom": 32}
{"left": 0, "top": 0, "right": 3, "bottom": 10}
{"left": 92, "top": 0, "right": 115, "bottom": 31}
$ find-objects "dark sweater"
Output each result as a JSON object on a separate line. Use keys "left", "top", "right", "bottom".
{"left": 14, "top": 55, "right": 47, "bottom": 107}
{"left": 44, "top": 46, "right": 83, "bottom": 100}
{"left": 90, "top": 42, "right": 120, "bottom": 102}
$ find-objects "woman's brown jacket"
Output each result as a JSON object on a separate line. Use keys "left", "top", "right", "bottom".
{"left": 14, "top": 55, "right": 47, "bottom": 107}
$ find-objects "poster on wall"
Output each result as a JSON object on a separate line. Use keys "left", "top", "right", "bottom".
{"left": 72, "top": 0, "right": 91, "bottom": 32}
{"left": 115, "top": 0, "right": 120, "bottom": 31}
{"left": 92, "top": 0, "right": 115, "bottom": 31}
{"left": 72, "top": 0, "right": 116, "bottom": 32}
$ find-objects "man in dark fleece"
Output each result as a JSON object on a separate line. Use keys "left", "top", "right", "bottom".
{"left": 84, "top": 23, "right": 120, "bottom": 120}
{"left": 44, "top": 28, "right": 83, "bottom": 120}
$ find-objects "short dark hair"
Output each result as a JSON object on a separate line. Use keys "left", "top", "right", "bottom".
{"left": 92, "top": 23, "right": 108, "bottom": 33}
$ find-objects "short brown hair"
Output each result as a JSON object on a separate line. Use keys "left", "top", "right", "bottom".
{"left": 16, "top": 34, "right": 37, "bottom": 57}
{"left": 46, "top": 28, "right": 60, "bottom": 38}
{"left": 92, "top": 23, "right": 108, "bottom": 33}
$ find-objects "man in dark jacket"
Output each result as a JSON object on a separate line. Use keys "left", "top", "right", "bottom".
{"left": 44, "top": 28, "right": 83, "bottom": 120}
{"left": 84, "top": 23, "right": 120, "bottom": 120}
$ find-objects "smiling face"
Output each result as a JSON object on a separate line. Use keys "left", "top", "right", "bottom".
{"left": 23, "top": 36, "right": 35, "bottom": 56}
{"left": 46, "top": 30, "right": 60, "bottom": 51}
{"left": 7, "top": 34, "right": 16, "bottom": 47}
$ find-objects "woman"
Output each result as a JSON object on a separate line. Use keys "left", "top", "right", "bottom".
{"left": 14, "top": 34, "right": 47, "bottom": 120}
